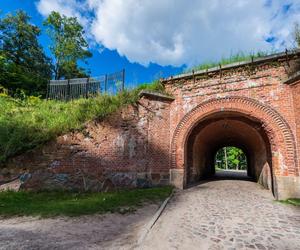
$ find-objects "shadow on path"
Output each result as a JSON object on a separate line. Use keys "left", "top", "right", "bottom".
{"left": 187, "top": 170, "right": 255, "bottom": 190}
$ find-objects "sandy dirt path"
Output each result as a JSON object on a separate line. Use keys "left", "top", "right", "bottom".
{"left": 0, "top": 204, "right": 159, "bottom": 250}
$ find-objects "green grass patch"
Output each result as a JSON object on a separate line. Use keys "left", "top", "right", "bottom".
{"left": 186, "top": 51, "right": 270, "bottom": 73}
{"left": 0, "top": 81, "right": 166, "bottom": 165}
{"left": 279, "top": 199, "right": 300, "bottom": 206}
{"left": 0, "top": 186, "right": 173, "bottom": 217}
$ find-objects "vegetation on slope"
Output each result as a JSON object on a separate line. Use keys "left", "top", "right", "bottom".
{"left": 0, "top": 81, "right": 165, "bottom": 165}
{"left": 0, "top": 186, "right": 173, "bottom": 217}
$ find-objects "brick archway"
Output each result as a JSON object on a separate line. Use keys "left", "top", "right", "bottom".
{"left": 170, "top": 96, "right": 298, "bottom": 197}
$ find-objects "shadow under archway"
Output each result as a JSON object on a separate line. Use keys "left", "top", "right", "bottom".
{"left": 185, "top": 111, "right": 274, "bottom": 195}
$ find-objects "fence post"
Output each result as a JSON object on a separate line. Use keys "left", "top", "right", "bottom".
{"left": 105, "top": 74, "right": 108, "bottom": 93}
{"left": 46, "top": 80, "right": 50, "bottom": 100}
{"left": 67, "top": 79, "right": 70, "bottom": 101}
{"left": 122, "top": 68, "right": 125, "bottom": 91}
{"left": 86, "top": 77, "right": 89, "bottom": 98}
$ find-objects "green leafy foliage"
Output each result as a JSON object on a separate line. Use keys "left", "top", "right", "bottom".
{"left": 44, "top": 11, "right": 92, "bottom": 80}
{"left": 0, "top": 81, "right": 166, "bottom": 164}
{"left": 0, "top": 10, "right": 94, "bottom": 96}
{"left": 215, "top": 147, "right": 247, "bottom": 170}
{"left": 0, "top": 186, "right": 173, "bottom": 217}
{"left": 0, "top": 10, "right": 52, "bottom": 96}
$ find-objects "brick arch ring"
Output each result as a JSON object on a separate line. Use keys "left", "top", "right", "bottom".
{"left": 170, "top": 96, "right": 298, "bottom": 178}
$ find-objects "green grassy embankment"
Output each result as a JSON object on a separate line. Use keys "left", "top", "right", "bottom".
{"left": 0, "top": 81, "right": 165, "bottom": 165}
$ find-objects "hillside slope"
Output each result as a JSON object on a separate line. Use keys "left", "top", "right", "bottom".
{"left": 0, "top": 82, "right": 165, "bottom": 165}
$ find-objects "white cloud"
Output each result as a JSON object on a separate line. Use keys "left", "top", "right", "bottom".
{"left": 267, "top": 1, "right": 300, "bottom": 49}
{"left": 36, "top": 0, "right": 90, "bottom": 27}
{"left": 35, "top": 0, "right": 300, "bottom": 66}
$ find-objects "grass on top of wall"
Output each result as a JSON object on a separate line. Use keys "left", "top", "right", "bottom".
{"left": 186, "top": 51, "right": 270, "bottom": 73}
{"left": 0, "top": 81, "right": 166, "bottom": 165}
{"left": 0, "top": 186, "right": 173, "bottom": 217}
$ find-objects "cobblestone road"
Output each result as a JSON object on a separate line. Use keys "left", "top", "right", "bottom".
{"left": 141, "top": 174, "right": 300, "bottom": 250}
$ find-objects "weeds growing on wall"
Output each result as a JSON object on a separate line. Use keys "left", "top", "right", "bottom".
{"left": 186, "top": 51, "right": 270, "bottom": 73}
{"left": 0, "top": 81, "right": 166, "bottom": 164}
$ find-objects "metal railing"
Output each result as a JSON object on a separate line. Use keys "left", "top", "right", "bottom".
{"left": 47, "top": 69, "right": 125, "bottom": 101}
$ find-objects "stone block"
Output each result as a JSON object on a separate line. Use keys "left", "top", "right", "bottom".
{"left": 274, "top": 176, "right": 300, "bottom": 200}
{"left": 170, "top": 169, "right": 184, "bottom": 189}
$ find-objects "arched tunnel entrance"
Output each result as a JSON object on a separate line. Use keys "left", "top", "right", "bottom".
{"left": 186, "top": 111, "right": 273, "bottom": 192}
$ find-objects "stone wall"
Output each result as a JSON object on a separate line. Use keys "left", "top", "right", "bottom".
{"left": 1, "top": 51, "right": 300, "bottom": 199}
{"left": 1, "top": 93, "right": 173, "bottom": 191}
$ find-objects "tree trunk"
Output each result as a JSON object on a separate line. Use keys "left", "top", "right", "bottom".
{"left": 224, "top": 147, "right": 228, "bottom": 170}
{"left": 54, "top": 59, "right": 60, "bottom": 80}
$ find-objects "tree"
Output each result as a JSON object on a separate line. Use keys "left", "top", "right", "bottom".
{"left": 227, "top": 147, "right": 244, "bottom": 170}
{"left": 0, "top": 10, "right": 52, "bottom": 96}
{"left": 44, "top": 11, "right": 92, "bottom": 80}
{"left": 223, "top": 147, "right": 228, "bottom": 170}
{"left": 215, "top": 147, "right": 247, "bottom": 170}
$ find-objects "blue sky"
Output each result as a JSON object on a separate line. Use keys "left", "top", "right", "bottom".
{"left": 1, "top": 0, "right": 299, "bottom": 86}
{"left": 0, "top": 0, "right": 183, "bottom": 86}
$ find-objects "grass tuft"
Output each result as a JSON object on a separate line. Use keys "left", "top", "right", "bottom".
{"left": 279, "top": 199, "right": 300, "bottom": 206}
{"left": 0, "top": 186, "right": 173, "bottom": 217}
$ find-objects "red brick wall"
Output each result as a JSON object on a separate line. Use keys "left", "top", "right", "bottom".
{"left": 2, "top": 57, "right": 300, "bottom": 199}
{"left": 166, "top": 63, "right": 296, "bottom": 140}
{"left": 164, "top": 59, "right": 300, "bottom": 199}
{"left": 1, "top": 96, "right": 172, "bottom": 191}
{"left": 292, "top": 82, "right": 300, "bottom": 169}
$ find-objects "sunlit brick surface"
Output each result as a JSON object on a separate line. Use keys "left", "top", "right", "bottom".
{"left": 3, "top": 53, "right": 300, "bottom": 198}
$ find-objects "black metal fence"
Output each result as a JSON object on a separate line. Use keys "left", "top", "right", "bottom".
{"left": 47, "top": 69, "right": 125, "bottom": 101}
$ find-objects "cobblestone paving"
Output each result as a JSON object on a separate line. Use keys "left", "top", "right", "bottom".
{"left": 141, "top": 176, "right": 300, "bottom": 250}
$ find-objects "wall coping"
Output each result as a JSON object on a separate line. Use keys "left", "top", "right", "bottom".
{"left": 139, "top": 90, "right": 175, "bottom": 102}
{"left": 162, "top": 49, "right": 300, "bottom": 82}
